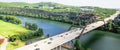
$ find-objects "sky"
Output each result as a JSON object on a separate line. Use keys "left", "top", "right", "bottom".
{"left": 0, "top": 0, "right": 120, "bottom": 8}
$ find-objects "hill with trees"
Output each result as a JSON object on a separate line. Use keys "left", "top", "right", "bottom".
{"left": 0, "top": 2, "right": 117, "bottom": 25}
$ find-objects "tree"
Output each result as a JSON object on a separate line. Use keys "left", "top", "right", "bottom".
{"left": 0, "top": 15, "right": 21, "bottom": 24}
{"left": 15, "top": 18, "right": 22, "bottom": 24}
{"left": 1, "top": 16, "right": 6, "bottom": 21}
{"left": 74, "top": 38, "right": 84, "bottom": 50}
{"left": 108, "top": 20, "right": 113, "bottom": 31}
{"left": 25, "top": 22, "right": 29, "bottom": 28}
{"left": 37, "top": 28, "right": 43, "bottom": 36}
{"left": 25, "top": 22, "right": 32, "bottom": 30}
{"left": 32, "top": 23, "right": 38, "bottom": 30}
{"left": 25, "top": 22, "right": 38, "bottom": 30}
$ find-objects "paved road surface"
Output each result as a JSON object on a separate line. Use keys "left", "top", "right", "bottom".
{"left": 0, "top": 35, "right": 8, "bottom": 50}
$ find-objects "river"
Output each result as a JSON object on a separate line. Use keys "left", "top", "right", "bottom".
{"left": 16, "top": 16, "right": 71, "bottom": 37}
{"left": 16, "top": 16, "right": 120, "bottom": 50}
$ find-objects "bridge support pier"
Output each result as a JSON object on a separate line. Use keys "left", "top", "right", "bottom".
{"left": 57, "top": 45, "right": 62, "bottom": 50}
{"left": 59, "top": 45, "right": 62, "bottom": 50}
{"left": 51, "top": 45, "right": 62, "bottom": 50}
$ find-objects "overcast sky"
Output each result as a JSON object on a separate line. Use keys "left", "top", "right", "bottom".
{"left": 0, "top": 0, "right": 120, "bottom": 8}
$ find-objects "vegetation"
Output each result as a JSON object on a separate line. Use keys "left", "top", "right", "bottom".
{"left": 0, "top": 2, "right": 36, "bottom": 7}
{"left": 97, "top": 14, "right": 120, "bottom": 34}
{"left": 0, "top": 15, "right": 44, "bottom": 50}
{"left": 0, "top": 20, "right": 30, "bottom": 37}
{"left": 0, "top": 15, "right": 44, "bottom": 41}
{"left": 73, "top": 38, "right": 92, "bottom": 50}
{"left": 25, "top": 22, "right": 38, "bottom": 30}
{"left": 0, "top": 2, "right": 116, "bottom": 25}
{"left": 7, "top": 40, "right": 25, "bottom": 50}
{"left": 94, "top": 7, "right": 116, "bottom": 18}
{"left": 74, "top": 38, "right": 85, "bottom": 50}
{"left": 9, "top": 28, "right": 43, "bottom": 42}
{"left": 0, "top": 18, "right": 30, "bottom": 49}
{"left": 0, "top": 15, "right": 21, "bottom": 24}
{"left": 0, "top": 6, "right": 73, "bottom": 23}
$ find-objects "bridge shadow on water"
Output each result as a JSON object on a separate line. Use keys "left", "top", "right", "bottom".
{"left": 80, "top": 30, "right": 120, "bottom": 50}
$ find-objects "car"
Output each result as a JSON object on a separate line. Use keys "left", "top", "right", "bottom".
{"left": 92, "top": 26, "right": 95, "bottom": 27}
{"left": 34, "top": 44, "right": 38, "bottom": 47}
{"left": 60, "top": 35, "right": 63, "bottom": 37}
{"left": 65, "top": 34, "right": 68, "bottom": 35}
{"left": 48, "top": 42, "right": 52, "bottom": 44}
{"left": 35, "top": 48, "right": 40, "bottom": 50}
{"left": 49, "top": 38, "right": 53, "bottom": 40}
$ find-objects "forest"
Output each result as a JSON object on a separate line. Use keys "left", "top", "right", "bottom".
{"left": 0, "top": 3, "right": 116, "bottom": 24}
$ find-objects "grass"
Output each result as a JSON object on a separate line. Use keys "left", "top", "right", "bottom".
{"left": 0, "top": 20, "right": 31, "bottom": 50}
{"left": 7, "top": 40, "right": 25, "bottom": 50}
{"left": 0, "top": 20, "right": 30, "bottom": 37}
{"left": 0, "top": 20, "right": 46, "bottom": 50}
{"left": 0, "top": 20, "right": 33, "bottom": 50}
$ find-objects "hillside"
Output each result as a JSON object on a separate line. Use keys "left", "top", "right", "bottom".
{"left": 0, "top": 2, "right": 68, "bottom": 8}
{"left": 0, "top": 2, "right": 117, "bottom": 24}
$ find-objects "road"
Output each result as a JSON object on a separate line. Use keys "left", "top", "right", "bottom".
{"left": 0, "top": 35, "right": 8, "bottom": 50}
{"left": 16, "top": 11, "right": 120, "bottom": 50}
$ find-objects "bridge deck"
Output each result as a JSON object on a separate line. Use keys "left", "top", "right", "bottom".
{"left": 16, "top": 11, "right": 120, "bottom": 50}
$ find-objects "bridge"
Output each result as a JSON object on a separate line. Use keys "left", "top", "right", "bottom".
{"left": 16, "top": 11, "right": 120, "bottom": 50}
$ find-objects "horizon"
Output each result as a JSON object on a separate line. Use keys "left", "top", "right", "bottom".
{"left": 0, "top": 0, "right": 120, "bottom": 8}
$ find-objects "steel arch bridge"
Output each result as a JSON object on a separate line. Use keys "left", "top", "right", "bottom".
{"left": 16, "top": 11, "right": 120, "bottom": 50}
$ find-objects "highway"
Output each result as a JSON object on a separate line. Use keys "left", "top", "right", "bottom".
{"left": 16, "top": 11, "right": 120, "bottom": 50}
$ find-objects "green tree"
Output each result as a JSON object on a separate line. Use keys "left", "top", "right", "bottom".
{"left": 35, "top": 28, "right": 43, "bottom": 36}
{"left": 74, "top": 38, "right": 84, "bottom": 50}
{"left": 108, "top": 20, "right": 113, "bottom": 30}
{"left": 32, "top": 23, "right": 38, "bottom": 30}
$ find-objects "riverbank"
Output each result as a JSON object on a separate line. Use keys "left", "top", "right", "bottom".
{"left": 16, "top": 16, "right": 70, "bottom": 36}
{"left": 0, "top": 20, "right": 45, "bottom": 50}
{"left": 0, "top": 20, "right": 30, "bottom": 37}
{"left": 0, "top": 20, "right": 28, "bottom": 50}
